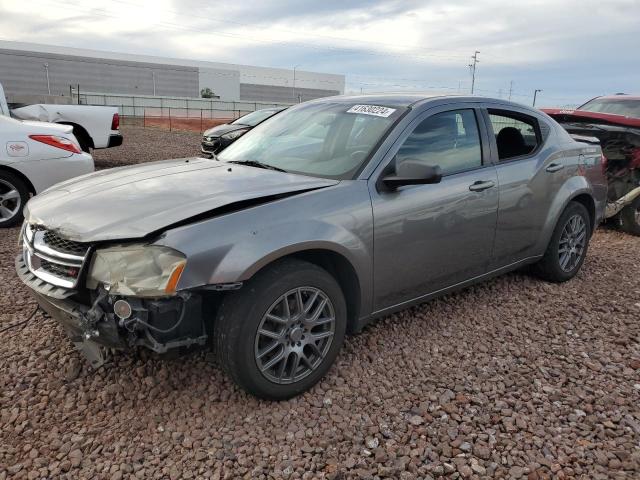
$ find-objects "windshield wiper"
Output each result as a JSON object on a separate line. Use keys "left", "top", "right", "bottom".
{"left": 228, "top": 160, "right": 287, "bottom": 173}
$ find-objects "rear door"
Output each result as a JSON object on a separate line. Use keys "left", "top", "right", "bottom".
{"left": 369, "top": 104, "right": 499, "bottom": 311}
{"left": 482, "top": 106, "right": 570, "bottom": 269}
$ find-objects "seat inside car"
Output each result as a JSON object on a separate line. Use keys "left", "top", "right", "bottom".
{"left": 496, "top": 126, "right": 529, "bottom": 159}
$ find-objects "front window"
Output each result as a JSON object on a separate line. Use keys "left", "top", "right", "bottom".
{"left": 396, "top": 109, "right": 482, "bottom": 176}
{"left": 231, "top": 109, "right": 282, "bottom": 127}
{"left": 218, "top": 102, "right": 405, "bottom": 179}
{"left": 579, "top": 98, "right": 640, "bottom": 118}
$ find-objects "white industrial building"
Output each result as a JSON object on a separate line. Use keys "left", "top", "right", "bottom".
{"left": 0, "top": 40, "right": 345, "bottom": 104}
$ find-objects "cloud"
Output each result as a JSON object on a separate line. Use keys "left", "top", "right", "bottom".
{"left": 1, "top": 0, "right": 638, "bottom": 106}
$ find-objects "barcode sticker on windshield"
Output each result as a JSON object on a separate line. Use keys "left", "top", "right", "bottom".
{"left": 347, "top": 105, "right": 396, "bottom": 117}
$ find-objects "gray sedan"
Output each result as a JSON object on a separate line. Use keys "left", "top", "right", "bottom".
{"left": 16, "top": 94, "right": 607, "bottom": 399}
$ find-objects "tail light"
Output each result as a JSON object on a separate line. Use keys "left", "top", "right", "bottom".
{"left": 111, "top": 113, "right": 120, "bottom": 130}
{"left": 29, "top": 135, "right": 81, "bottom": 154}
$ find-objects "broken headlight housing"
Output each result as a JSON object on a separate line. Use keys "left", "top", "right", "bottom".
{"left": 87, "top": 244, "right": 186, "bottom": 297}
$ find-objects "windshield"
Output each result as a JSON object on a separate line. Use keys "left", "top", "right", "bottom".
{"left": 232, "top": 108, "right": 282, "bottom": 127}
{"left": 579, "top": 98, "right": 640, "bottom": 118}
{"left": 218, "top": 102, "right": 405, "bottom": 179}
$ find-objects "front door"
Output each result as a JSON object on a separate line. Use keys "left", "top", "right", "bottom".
{"left": 369, "top": 106, "right": 499, "bottom": 312}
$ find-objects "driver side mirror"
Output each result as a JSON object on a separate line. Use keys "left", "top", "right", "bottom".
{"left": 381, "top": 158, "right": 442, "bottom": 190}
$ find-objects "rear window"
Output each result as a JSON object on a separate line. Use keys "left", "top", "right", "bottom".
{"left": 579, "top": 98, "right": 640, "bottom": 118}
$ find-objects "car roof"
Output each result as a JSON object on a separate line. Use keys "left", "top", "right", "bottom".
{"left": 305, "top": 93, "right": 536, "bottom": 110}
{"left": 592, "top": 95, "right": 640, "bottom": 101}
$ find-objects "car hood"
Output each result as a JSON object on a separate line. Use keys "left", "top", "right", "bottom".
{"left": 25, "top": 157, "right": 338, "bottom": 242}
{"left": 202, "top": 124, "right": 247, "bottom": 137}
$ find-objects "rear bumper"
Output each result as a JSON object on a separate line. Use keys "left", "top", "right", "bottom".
{"left": 107, "top": 134, "right": 123, "bottom": 148}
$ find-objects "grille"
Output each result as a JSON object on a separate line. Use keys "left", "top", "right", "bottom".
{"left": 24, "top": 223, "right": 90, "bottom": 289}
{"left": 43, "top": 230, "right": 88, "bottom": 256}
{"left": 40, "top": 259, "right": 80, "bottom": 280}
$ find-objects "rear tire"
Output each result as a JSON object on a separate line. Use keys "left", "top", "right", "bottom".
{"left": 214, "top": 258, "right": 347, "bottom": 400}
{"left": 619, "top": 196, "right": 640, "bottom": 236}
{"left": 0, "top": 171, "right": 29, "bottom": 228}
{"left": 534, "top": 202, "right": 591, "bottom": 283}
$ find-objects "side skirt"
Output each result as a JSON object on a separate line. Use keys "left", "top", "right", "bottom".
{"left": 353, "top": 255, "right": 542, "bottom": 332}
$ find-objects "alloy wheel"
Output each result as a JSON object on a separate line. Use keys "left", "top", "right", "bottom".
{"left": 254, "top": 286, "right": 336, "bottom": 384}
{"left": 558, "top": 214, "right": 587, "bottom": 272}
{"left": 0, "top": 179, "right": 21, "bottom": 221}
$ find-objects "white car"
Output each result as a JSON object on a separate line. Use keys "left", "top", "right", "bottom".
{"left": 0, "top": 115, "right": 94, "bottom": 227}
{"left": 1, "top": 82, "right": 123, "bottom": 152}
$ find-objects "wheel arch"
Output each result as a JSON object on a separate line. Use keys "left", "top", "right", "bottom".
{"left": 0, "top": 164, "right": 36, "bottom": 195}
{"left": 57, "top": 122, "right": 94, "bottom": 150}
{"left": 245, "top": 247, "right": 363, "bottom": 334}
{"left": 569, "top": 192, "right": 596, "bottom": 234}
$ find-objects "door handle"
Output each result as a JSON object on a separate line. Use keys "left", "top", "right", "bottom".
{"left": 546, "top": 162, "right": 564, "bottom": 173}
{"left": 468, "top": 180, "right": 495, "bottom": 192}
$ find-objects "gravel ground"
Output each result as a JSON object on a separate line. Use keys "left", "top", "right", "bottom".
{"left": 92, "top": 125, "right": 202, "bottom": 169}
{"left": 1, "top": 126, "right": 639, "bottom": 479}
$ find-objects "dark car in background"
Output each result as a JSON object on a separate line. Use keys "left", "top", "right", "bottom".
{"left": 543, "top": 94, "right": 640, "bottom": 235}
{"left": 201, "top": 107, "right": 286, "bottom": 155}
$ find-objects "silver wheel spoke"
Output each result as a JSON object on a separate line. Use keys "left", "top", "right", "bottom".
{"left": 265, "top": 313, "right": 287, "bottom": 324}
{"left": 257, "top": 341, "right": 280, "bottom": 359}
{"left": 310, "top": 330, "right": 334, "bottom": 342}
{"left": 258, "top": 328, "right": 282, "bottom": 340}
{"left": 304, "top": 291, "right": 319, "bottom": 313}
{"left": 282, "top": 295, "right": 291, "bottom": 320}
{"left": 0, "top": 205, "right": 14, "bottom": 218}
{"left": 261, "top": 350, "right": 285, "bottom": 372}
{"left": 295, "top": 288, "right": 305, "bottom": 315}
{"left": 3, "top": 189, "right": 19, "bottom": 201}
{"left": 300, "top": 353, "right": 314, "bottom": 370}
{"left": 277, "top": 353, "right": 289, "bottom": 380}
{"left": 289, "top": 353, "right": 300, "bottom": 380}
{"left": 309, "top": 298, "right": 328, "bottom": 323}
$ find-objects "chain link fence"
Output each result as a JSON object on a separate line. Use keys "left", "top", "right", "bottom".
{"left": 74, "top": 91, "right": 292, "bottom": 133}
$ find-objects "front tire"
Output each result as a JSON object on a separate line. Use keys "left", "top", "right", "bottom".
{"left": 214, "top": 259, "right": 347, "bottom": 400}
{"left": 534, "top": 201, "right": 591, "bottom": 282}
{"left": 0, "top": 171, "right": 29, "bottom": 228}
{"left": 619, "top": 196, "right": 640, "bottom": 236}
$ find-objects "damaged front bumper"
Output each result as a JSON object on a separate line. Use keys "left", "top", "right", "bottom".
{"left": 16, "top": 254, "right": 207, "bottom": 367}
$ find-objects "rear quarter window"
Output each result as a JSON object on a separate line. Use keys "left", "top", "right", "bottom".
{"left": 488, "top": 109, "right": 542, "bottom": 161}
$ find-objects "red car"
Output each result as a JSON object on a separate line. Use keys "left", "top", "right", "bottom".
{"left": 543, "top": 95, "right": 640, "bottom": 235}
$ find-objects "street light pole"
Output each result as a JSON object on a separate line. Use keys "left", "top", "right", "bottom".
{"left": 292, "top": 65, "right": 301, "bottom": 102}
{"left": 43, "top": 63, "right": 51, "bottom": 95}
{"left": 533, "top": 89, "right": 543, "bottom": 107}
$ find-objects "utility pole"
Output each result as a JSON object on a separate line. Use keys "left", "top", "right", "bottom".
{"left": 152, "top": 71, "right": 156, "bottom": 96}
{"left": 533, "top": 89, "right": 542, "bottom": 107}
{"left": 43, "top": 63, "right": 51, "bottom": 95}
{"left": 292, "top": 65, "right": 301, "bottom": 102}
{"left": 508, "top": 81, "right": 513, "bottom": 101}
{"left": 468, "top": 51, "right": 480, "bottom": 94}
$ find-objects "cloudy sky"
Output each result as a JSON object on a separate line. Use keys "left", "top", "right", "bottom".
{"left": 1, "top": 0, "right": 638, "bottom": 106}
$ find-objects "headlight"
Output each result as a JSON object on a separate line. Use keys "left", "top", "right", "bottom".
{"left": 221, "top": 129, "right": 248, "bottom": 141}
{"left": 87, "top": 244, "right": 186, "bottom": 297}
